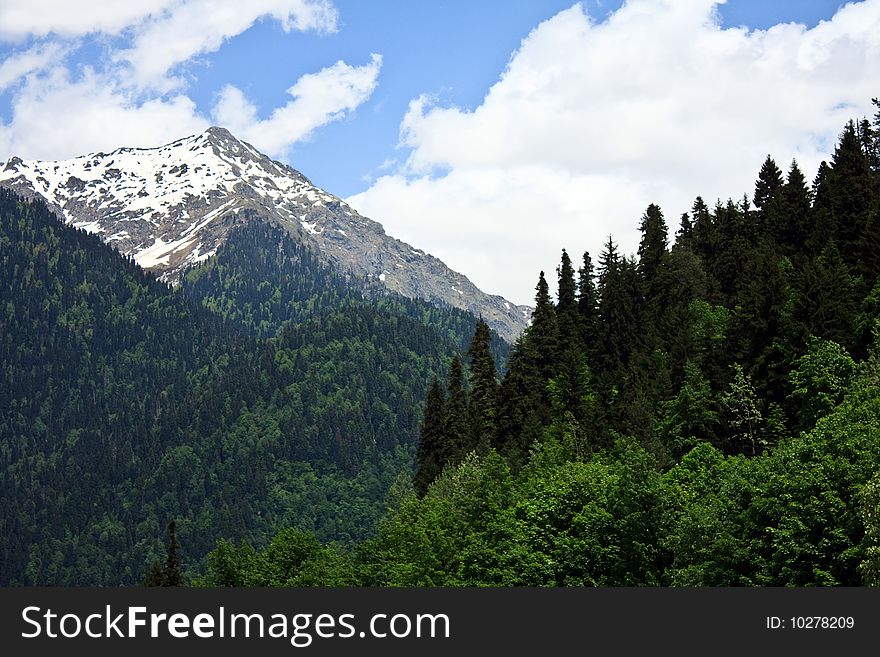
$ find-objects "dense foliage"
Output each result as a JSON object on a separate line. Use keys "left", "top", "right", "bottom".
{"left": 0, "top": 192, "right": 503, "bottom": 585}
{"left": 202, "top": 104, "right": 880, "bottom": 586}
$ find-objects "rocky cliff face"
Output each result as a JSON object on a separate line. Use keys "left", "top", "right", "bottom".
{"left": 0, "top": 127, "right": 530, "bottom": 341}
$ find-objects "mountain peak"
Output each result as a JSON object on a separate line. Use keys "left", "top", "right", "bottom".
{"left": 0, "top": 132, "right": 531, "bottom": 340}
{"left": 200, "top": 125, "right": 241, "bottom": 149}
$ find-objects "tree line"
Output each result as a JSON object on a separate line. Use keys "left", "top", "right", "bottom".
{"left": 199, "top": 100, "right": 880, "bottom": 587}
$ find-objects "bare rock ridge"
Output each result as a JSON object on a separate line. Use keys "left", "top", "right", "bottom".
{"left": 0, "top": 127, "right": 531, "bottom": 341}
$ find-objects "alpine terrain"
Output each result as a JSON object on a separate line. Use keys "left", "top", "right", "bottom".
{"left": 0, "top": 127, "right": 530, "bottom": 341}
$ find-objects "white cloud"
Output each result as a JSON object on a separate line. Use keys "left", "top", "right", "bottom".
{"left": 0, "top": 1, "right": 378, "bottom": 163}
{"left": 116, "top": 0, "right": 338, "bottom": 87}
{"left": 213, "top": 53, "right": 381, "bottom": 157}
{"left": 348, "top": 0, "right": 880, "bottom": 306}
{"left": 0, "top": 67, "right": 208, "bottom": 159}
{"left": 0, "top": 0, "right": 175, "bottom": 41}
{"left": 0, "top": 42, "right": 66, "bottom": 91}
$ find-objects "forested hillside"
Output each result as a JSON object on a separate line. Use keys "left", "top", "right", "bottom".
{"left": 0, "top": 191, "right": 504, "bottom": 585}
{"left": 200, "top": 105, "right": 880, "bottom": 587}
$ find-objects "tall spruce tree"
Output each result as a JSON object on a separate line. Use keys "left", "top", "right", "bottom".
{"left": 556, "top": 250, "right": 579, "bottom": 344}
{"left": 794, "top": 240, "right": 858, "bottom": 349}
{"left": 828, "top": 120, "right": 876, "bottom": 280}
{"left": 676, "top": 212, "right": 693, "bottom": 247}
{"left": 753, "top": 155, "right": 785, "bottom": 243}
{"left": 414, "top": 378, "right": 446, "bottom": 496}
{"left": 442, "top": 355, "right": 471, "bottom": 466}
{"left": 577, "top": 251, "right": 600, "bottom": 355}
{"left": 637, "top": 203, "right": 669, "bottom": 302}
{"left": 779, "top": 160, "right": 813, "bottom": 257}
{"left": 467, "top": 320, "right": 499, "bottom": 448}
{"left": 530, "top": 271, "right": 560, "bottom": 383}
{"left": 145, "top": 520, "right": 183, "bottom": 586}
{"left": 809, "top": 161, "right": 836, "bottom": 256}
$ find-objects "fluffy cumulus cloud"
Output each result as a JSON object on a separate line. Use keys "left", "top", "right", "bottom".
{"left": 348, "top": 0, "right": 880, "bottom": 306}
{"left": 214, "top": 53, "right": 382, "bottom": 158}
{"left": 0, "top": 0, "right": 375, "bottom": 161}
{"left": 116, "top": 0, "right": 339, "bottom": 88}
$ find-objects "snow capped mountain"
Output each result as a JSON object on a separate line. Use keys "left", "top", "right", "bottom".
{"left": 0, "top": 127, "right": 530, "bottom": 341}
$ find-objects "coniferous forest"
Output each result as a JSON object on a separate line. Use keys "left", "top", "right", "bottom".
{"left": 198, "top": 105, "right": 880, "bottom": 587}
{"left": 0, "top": 191, "right": 505, "bottom": 585}
{"left": 3, "top": 103, "right": 880, "bottom": 587}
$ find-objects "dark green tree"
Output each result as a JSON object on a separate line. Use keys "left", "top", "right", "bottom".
{"left": 144, "top": 520, "right": 183, "bottom": 586}
{"left": 467, "top": 320, "right": 499, "bottom": 448}
{"left": 556, "top": 250, "right": 579, "bottom": 344}
{"left": 778, "top": 160, "right": 813, "bottom": 257}
{"left": 637, "top": 203, "right": 669, "bottom": 303}
{"left": 577, "top": 251, "right": 600, "bottom": 355}
{"left": 442, "top": 355, "right": 471, "bottom": 466}
{"left": 753, "top": 155, "right": 784, "bottom": 244}
{"left": 794, "top": 240, "right": 858, "bottom": 349}
{"left": 828, "top": 120, "right": 876, "bottom": 280}
{"left": 414, "top": 378, "right": 446, "bottom": 496}
{"left": 530, "top": 271, "right": 560, "bottom": 383}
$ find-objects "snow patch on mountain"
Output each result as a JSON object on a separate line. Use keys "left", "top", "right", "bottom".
{"left": 0, "top": 127, "right": 531, "bottom": 341}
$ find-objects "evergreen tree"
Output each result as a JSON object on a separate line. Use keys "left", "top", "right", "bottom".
{"left": 145, "top": 520, "right": 183, "bottom": 586}
{"left": 794, "top": 241, "right": 858, "bottom": 349}
{"left": 493, "top": 336, "right": 545, "bottom": 468}
{"left": 730, "top": 244, "right": 797, "bottom": 411}
{"left": 676, "top": 212, "right": 693, "bottom": 247}
{"left": 467, "top": 320, "right": 499, "bottom": 447}
{"left": 414, "top": 378, "right": 446, "bottom": 495}
{"left": 753, "top": 155, "right": 784, "bottom": 243}
{"left": 689, "top": 196, "right": 716, "bottom": 268}
{"left": 164, "top": 520, "right": 183, "bottom": 586}
{"left": 779, "top": 160, "right": 813, "bottom": 257}
{"left": 637, "top": 203, "right": 669, "bottom": 302}
{"left": 712, "top": 199, "right": 755, "bottom": 303}
{"left": 442, "top": 355, "right": 471, "bottom": 466}
{"left": 577, "top": 251, "right": 600, "bottom": 354}
{"left": 556, "top": 250, "right": 579, "bottom": 344}
{"left": 529, "top": 271, "right": 560, "bottom": 383}
{"left": 828, "top": 120, "right": 876, "bottom": 280}
{"left": 809, "top": 161, "right": 836, "bottom": 256}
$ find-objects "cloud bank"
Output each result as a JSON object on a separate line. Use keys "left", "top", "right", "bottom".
{"left": 348, "top": 0, "right": 880, "bottom": 305}
{"left": 0, "top": 0, "right": 378, "bottom": 160}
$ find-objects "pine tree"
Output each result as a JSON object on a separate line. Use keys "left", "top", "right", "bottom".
{"left": 794, "top": 240, "right": 857, "bottom": 349}
{"left": 467, "top": 320, "right": 498, "bottom": 447}
{"left": 164, "top": 520, "right": 183, "bottom": 586}
{"left": 676, "top": 212, "right": 693, "bottom": 247}
{"left": 753, "top": 155, "right": 784, "bottom": 243}
{"left": 145, "top": 520, "right": 183, "bottom": 586}
{"left": 577, "top": 251, "right": 600, "bottom": 353}
{"left": 713, "top": 199, "right": 755, "bottom": 303}
{"left": 828, "top": 120, "right": 876, "bottom": 280}
{"left": 414, "top": 377, "right": 446, "bottom": 496}
{"left": 730, "top": 243, "right": 796, "bottom": 410}
{"left": 442, "top": 355, "right": 471, "bottom": 466}
{"left": 493, "top": 336, "right": 544, "bottom": 468}
{"left": 809, "top": 161, "right": 836, "bottom": 256}
{"left": 529, "top": 271, "right": 560, "bottom": 383}
{"left": 556, "top": 250, "right": 579, "bottom": 344}
{"left": 637, "top": 203, "right": 669, "bottom": 301}
{"left": 779, "top": 160, "right": 812, "bottom": 257}
{"left": 493, "top": 273, "right": 560, "bottom": 467}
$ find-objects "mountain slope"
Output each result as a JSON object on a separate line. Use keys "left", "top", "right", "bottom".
{"left": 0, "top": 189, "right": 488, "bottom": 584}
{"left": 0, "top": 127, "right": 530, "bottom": 341}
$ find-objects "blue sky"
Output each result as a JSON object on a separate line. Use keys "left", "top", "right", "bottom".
{"left": 159, "top": 0, "right": 853, "bottom": 197}
{"left": 0, "top": 0, "right": 877, "bottom": 304}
